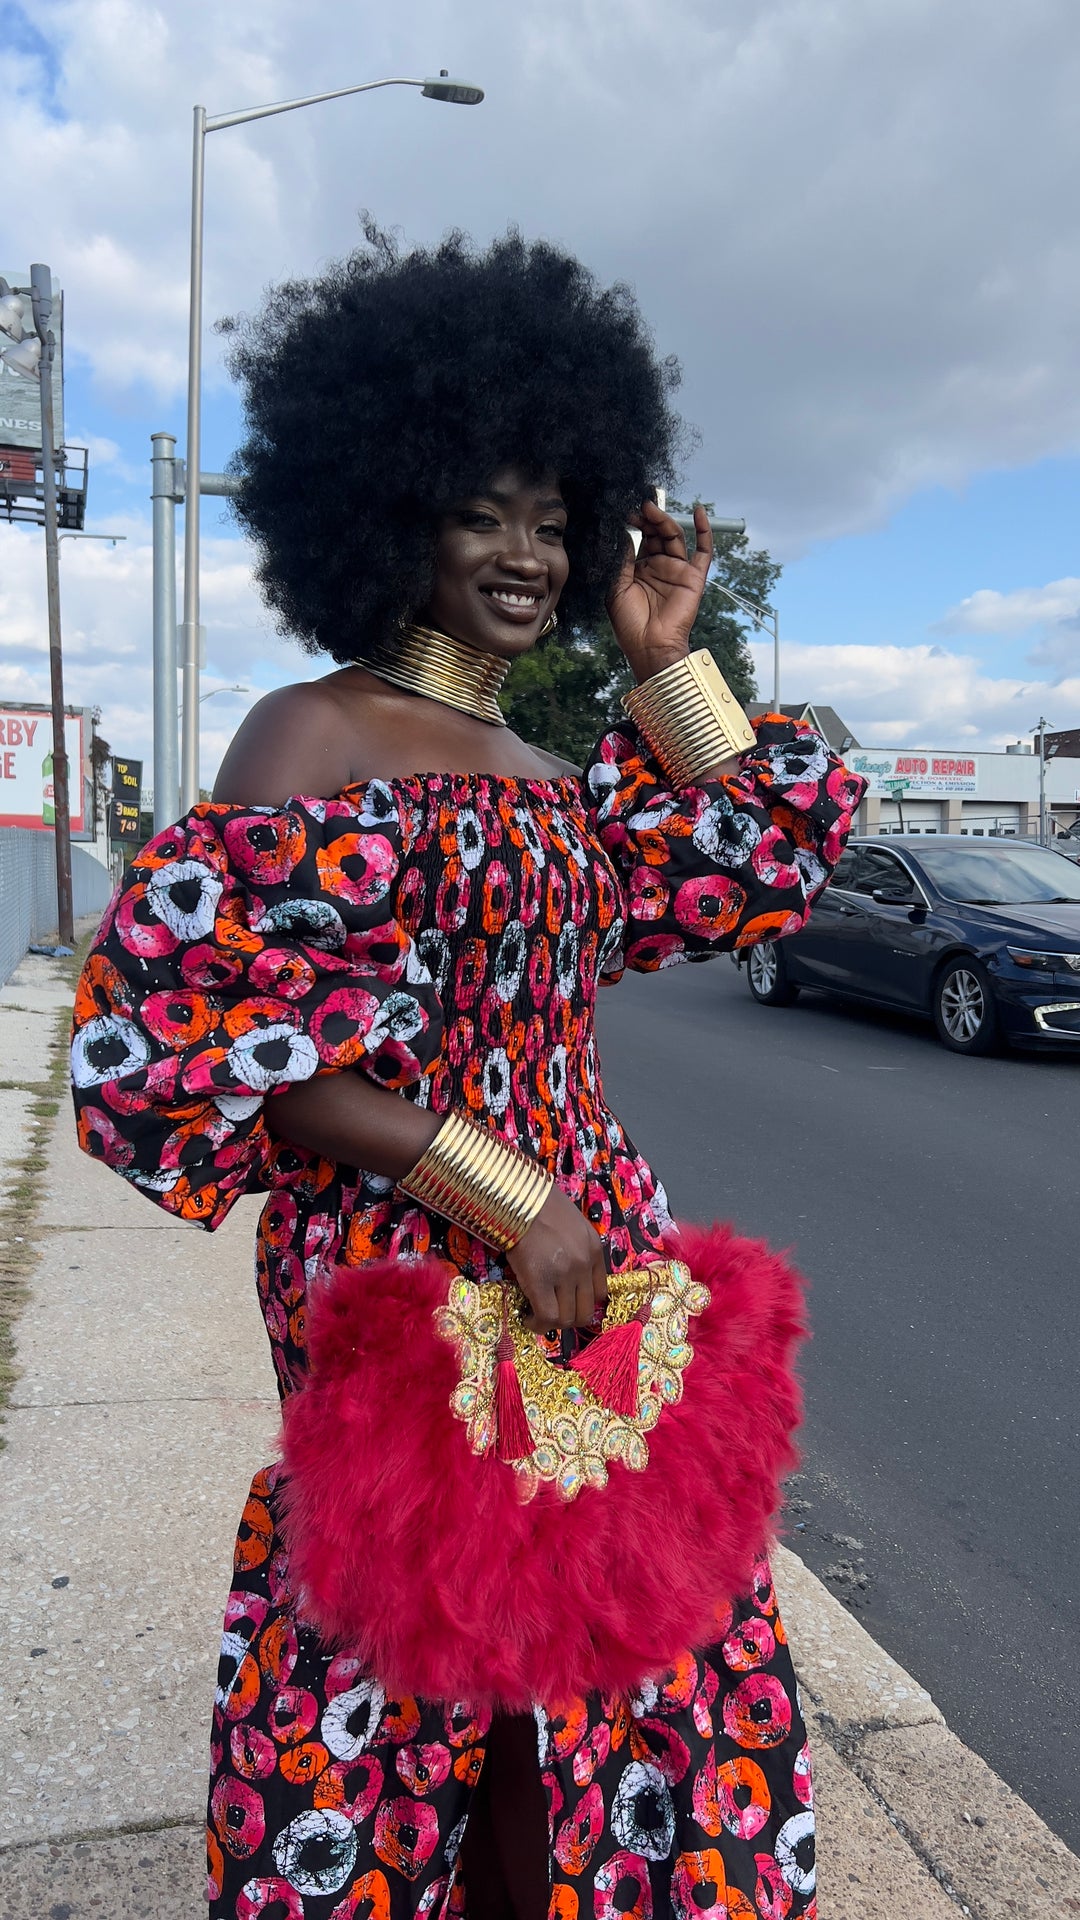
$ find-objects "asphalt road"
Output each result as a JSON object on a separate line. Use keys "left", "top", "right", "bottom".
{"left": 595, "top": 954, "right": 1080, "bottom": 1852}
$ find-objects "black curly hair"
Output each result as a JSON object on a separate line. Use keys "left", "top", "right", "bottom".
{"left": 222, "top": 222, "right": 686, "bottom": 661}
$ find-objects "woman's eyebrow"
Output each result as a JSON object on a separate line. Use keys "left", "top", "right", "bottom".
{"left": 481, "top": 489, "right": 567, "bottom": 513}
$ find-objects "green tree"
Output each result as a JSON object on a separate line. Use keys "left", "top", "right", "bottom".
{"left": 500, "top": 506, "right": 780, "bottom": 761}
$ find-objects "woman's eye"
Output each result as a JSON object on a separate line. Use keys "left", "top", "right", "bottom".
{"left": 460, "top": 510, "right": 499, "bottom": 528}
{"left": 539, "top": 522, "right": 566, "bottom": 539}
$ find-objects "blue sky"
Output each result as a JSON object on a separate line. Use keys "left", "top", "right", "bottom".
{"left": 778, "top": 457, "right": 1080, "bottom": 733}
{"left": 2, "top": 0, "right": 1078, "bottom": 784}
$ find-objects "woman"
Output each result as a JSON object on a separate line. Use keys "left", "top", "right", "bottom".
{"left": 71, "top": 229, "right": 863, "bottom": 1919}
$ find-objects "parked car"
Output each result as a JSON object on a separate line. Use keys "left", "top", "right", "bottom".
{"left": 1053, "top": 825, "right": 1080, "bottom": 864}
{"left": 738, "top": 835, "right": 1080, "bottom": 1053}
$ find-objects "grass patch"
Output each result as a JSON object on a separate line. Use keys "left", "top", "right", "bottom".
{"left": 0, "top": 931, "right": 93, "bottom": 1434}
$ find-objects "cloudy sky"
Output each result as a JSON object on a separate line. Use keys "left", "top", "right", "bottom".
{"left": 2, "top": 0, "right": 1079, "bottom": 794}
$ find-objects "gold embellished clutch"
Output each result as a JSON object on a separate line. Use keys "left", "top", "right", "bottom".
{"left": 280, "top": 1224, "right": 807, "bottom": 1709}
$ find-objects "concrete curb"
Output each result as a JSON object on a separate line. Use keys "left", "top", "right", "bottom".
{"left": 1, "top": 948, "right": 1078, "bottom": 1918}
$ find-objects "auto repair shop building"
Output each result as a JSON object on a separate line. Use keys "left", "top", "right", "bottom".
{"left": 748, "top": 705, "right": 1080, "bottom": 839}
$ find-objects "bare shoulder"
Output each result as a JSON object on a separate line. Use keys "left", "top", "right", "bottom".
{"left": 533, "top": 746, "right": 582, "bottom": 778}
{"left": 213, "top": 679, "right": 362, "bottom": 805}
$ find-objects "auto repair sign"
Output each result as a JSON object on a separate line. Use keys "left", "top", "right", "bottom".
{"left": 847, "top": 751, "right": 978, "bottom": 795}
{"left": 0, "top": 707, "right": 86, "bottom": 830}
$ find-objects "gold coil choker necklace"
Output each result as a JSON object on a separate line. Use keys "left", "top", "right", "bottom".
{"left": 356, "top": 623, "right": 512, "bottom": 727}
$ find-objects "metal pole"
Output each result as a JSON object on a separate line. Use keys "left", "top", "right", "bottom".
{"left": 1037, "top": 717, "right": 1047, "bottom": 847}
{"left": 772, "top": 609, "right": 780, "bottom": 709}
{"left": 30, "top": 263, "right": 74, "bottom": 947}
{"left": 181, "top": 105, "right": 206, "bottom": 813}
{"left": 151, "top": 432, "right": 180, "bottom": 828}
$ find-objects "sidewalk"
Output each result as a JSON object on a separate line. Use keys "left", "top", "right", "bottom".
{"left": 1, "top": 945, "right": 1078, "bottom": 1917}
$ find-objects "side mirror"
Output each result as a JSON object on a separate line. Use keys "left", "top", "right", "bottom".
{"left": 872, "top": 887, "right": 917, "bottom": 906}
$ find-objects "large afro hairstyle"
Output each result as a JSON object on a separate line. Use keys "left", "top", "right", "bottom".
{"left": 222, "top": 221, "right": 687, "bottom": 661}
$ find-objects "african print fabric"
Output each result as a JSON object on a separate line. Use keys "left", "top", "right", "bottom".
{"left": 71, "top": 715, "right": 864, "bottom": 1918}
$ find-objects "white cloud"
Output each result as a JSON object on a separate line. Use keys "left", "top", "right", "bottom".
{"left": 938, "top": 579, "right": 1080, "bottom": 636}
{"left": 1, "top": 0, "right": 1077, "bottom": 547}
{"left": 6, "top": 0, "right": 1080, "bottom": 792}
{"left": 748, "top": 636, "right": 1080, "bottom": 751}
{"left": 0, "top": 517, "right": 317, "bottom": 794}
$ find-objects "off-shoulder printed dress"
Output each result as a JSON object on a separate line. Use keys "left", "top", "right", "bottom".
{"left": 71, "top": 715, "right": 864, "bottom": 1920}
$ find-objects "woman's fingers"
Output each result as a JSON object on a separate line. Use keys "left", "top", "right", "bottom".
{"left": 690, "top": 502, "right": 714, "bottom": 578}
{"left": 509, "top": 1190, "right": 612, "bottom": 1330}
{"left": 592, "top": 1246, "right": 609, "bottom": 1314}
{"left": 630, "top": 556, "right": 687, "bottom": 583}
{"left": 523, "top": 1262, "right": 601, "bottom": 1330}
{"left": 573, "top": 1278, "right": 598, "bottom": 1328}
{"left": 554, "top": 1270, "right": 579, "bottom": 1329}
{"left": 639, "top": 501, "right": 687, "bottom": 558}
{"left": 638, "top": 497, "right": 713, "bottom": 577}
{"left": 525, "top": 1278, "right": 560, "bottom": 1334}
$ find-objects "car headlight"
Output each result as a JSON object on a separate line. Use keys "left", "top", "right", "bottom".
{"left": 1006, "top": 946, "right": 1080, "bottom": 972}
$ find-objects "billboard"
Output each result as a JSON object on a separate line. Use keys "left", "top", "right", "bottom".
{"left": 846, "top": 750, "right": 978, "bottom": 795}
{"left": 0, "top": 271, "right": 65, "bottom": 450}
{"left": 0, "top": 706, "right": 88, "bottom": 832}
{"left": 110, "top": 756, "right": 143, "bottom": 839}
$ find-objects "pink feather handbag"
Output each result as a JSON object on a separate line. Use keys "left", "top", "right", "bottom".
{"left": 279, "top": 1221, "right": 806, "bottom": 1710}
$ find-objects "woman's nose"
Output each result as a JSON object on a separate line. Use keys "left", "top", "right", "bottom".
{"left": 495, "top": 537, "right": 544, "bottom": 574}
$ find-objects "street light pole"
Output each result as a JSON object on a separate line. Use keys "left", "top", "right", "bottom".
{"left": 707, "top": 579, "right": 781, "bottom": 707}
{"left": 179, "top": 72, "right": 484, "bottom": 813}
{"left": 180, "top": 110, "right": 206, "bottom": 815}
{"left": 29, "top": 263, "right": 74, "bottom": 947}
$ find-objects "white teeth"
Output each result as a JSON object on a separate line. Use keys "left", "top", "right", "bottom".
{"left": 487, "top": 590, "right": 541, "bottom": 608}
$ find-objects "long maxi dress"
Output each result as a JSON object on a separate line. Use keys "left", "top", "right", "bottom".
{"left": 70, "top": 714, "right": 864, "bottom": 1920}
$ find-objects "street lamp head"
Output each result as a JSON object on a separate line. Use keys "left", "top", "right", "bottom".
{"left": 421, "top": 71, "right": 484, "bottom": 105}
{"left": 0, "top": 281, "right": 25, "bottom": 343}
{"left": 0, "top": 334, "right": 41, "bottom": 379}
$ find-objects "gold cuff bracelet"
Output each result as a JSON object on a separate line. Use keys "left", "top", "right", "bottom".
{"left": 622, "top": 648, "right": 757, "bottom": 787}
{"left": 400, "top": 1110, "right": 554, "bottom": 1254}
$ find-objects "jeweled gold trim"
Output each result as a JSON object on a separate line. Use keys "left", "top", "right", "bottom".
{"left": 435, "top": 1260, "right": 711, "bottom": 1501}
{"left": 622, "top": 648, "right": 757, "bottom": 785}
{"left": 356, "top": 623, "right": 510, "bottom": 726}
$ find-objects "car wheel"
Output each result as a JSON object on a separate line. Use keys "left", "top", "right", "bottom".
{"left": 746, "top": 941, "right": 800, "bottom": 1006}
{"left": 933, "top": 957, "right": 999, "bottom": 1054}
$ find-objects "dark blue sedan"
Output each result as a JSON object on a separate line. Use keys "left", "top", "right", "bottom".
{"left": 739, "top": 835, "right": 1080, "bottom": 1053}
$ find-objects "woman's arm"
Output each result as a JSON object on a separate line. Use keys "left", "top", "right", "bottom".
{"left": 270, "top": 1071, "right": 441, "bottom": 1177}
{"left": 270, "top": 1056, "right": 606, "bottom": 1336}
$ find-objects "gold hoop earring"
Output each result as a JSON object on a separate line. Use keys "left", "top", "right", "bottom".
{"left": 539, "top": 610, "right": 558, "bottom": 638}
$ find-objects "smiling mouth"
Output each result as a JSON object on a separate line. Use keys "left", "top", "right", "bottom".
{"left": 481, "top": 587, "right": 545, "bottom": 613}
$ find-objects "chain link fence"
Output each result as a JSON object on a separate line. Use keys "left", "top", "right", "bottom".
{"left": 0, "top": 829, "right": 115, "bottom": 987}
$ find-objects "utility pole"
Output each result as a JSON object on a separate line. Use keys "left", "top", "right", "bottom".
{"left": 1035, "top": 717, "right": 1049, "bottom": 847}
{"left": 29, "top": 263, "right": 74, "bottom": 946}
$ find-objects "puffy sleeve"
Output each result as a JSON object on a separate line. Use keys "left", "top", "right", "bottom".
{"left": 70, "top": 781, "right": 444, "bottom": 1228}
{"left": 582, "top": 713, "right": 867, "bottom": 977}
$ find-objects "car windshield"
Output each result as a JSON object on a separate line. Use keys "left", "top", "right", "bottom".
{"left": 914, "top": 843, "right": 1080, "bottom": 905}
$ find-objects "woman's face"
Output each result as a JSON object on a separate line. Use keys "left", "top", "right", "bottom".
{"left": 424, "top": 466, "right": 570, "bottom": 657}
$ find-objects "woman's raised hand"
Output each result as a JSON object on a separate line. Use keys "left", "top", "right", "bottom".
{"left": 607, "top": 498, "right": 713, "bottom": 684}
{"left": 506, "top": 1185, "right": 609, "bottom": 1332}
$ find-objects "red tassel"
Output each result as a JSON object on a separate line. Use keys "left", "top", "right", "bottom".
{"left": 571, "top": 1305, "right": 648, "bottom": 1415}
{"left": 493, "top": 1327, "right": 532, "bottom": 1463}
